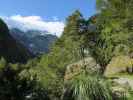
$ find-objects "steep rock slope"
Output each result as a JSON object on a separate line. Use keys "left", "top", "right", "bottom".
{"left": 0, "top": 18, "right": 33, "bottom": 63}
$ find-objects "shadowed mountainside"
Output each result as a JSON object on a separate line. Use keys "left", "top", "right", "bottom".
{"left": 0, "top": 18, "right": 33, "bottom": 63}
{"left": 10, "top": 28, "right": 57, "bottom": 55}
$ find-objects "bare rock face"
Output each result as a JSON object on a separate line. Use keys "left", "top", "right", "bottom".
{"left": 104, "top": 56, "right": 133, "bottom": 77}
{"left": 64, "top": 57, "right": 100, "bottom": 80}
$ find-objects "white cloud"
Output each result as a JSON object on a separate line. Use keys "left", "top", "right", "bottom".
{"left": 1, "top": 15, "right": 65, "bottom": 37}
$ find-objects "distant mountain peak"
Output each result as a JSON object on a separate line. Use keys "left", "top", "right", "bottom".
{"left": 10, "top": 28, "right": 57, "bottom": 55}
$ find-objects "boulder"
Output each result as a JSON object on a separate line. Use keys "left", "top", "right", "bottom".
{"left": 111, "top": 77, "right": 133, "bottom": 99}
{"left": 64, "top": 57, "right": 100, "bottom": 80}
{"left": 104, "top": 56, "right": 133, "bottom": 77}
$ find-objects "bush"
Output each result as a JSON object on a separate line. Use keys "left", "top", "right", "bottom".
{"left": 62, "top": 72, "right": 113, "bottom": 100}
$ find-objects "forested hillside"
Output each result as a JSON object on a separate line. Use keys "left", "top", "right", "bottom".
{"left": 0, "top": 0, "right": 133, "bottom": 100}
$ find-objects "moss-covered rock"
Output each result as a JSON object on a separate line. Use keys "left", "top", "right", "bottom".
{"left": 104, "top": 56, "right": 133, "bottom": 77}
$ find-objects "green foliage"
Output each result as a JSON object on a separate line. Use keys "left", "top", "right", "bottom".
{"left": 113, "top": 44, "right": 130, "bottom": 56}
{"left": 0, "top": 60, "right": 50, "bottom": 100}
{"left": 23, "top": 10, "right": 89, "bottom": 99}
{"left": 86, "top": 0, "right": 133, "bottom": 72}
{"left": 63, "top": 73, "right": 112, "bottom": 100}
{"left": 0, "top": 1, "right": 132, "bottom": 99}
{"left": 0, "top": 57, "right": 6, "bottom": 70}
{"left": 0, "top": 18, "right": 8, "bottom": 39}
{"left": 62, "top": 10, "right": 89, "bottom": 59}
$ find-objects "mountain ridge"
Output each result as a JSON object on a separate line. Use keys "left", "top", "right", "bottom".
{"left": 10, "top": 28, "right": 57, "bottom": 55}
{"left": 0, "top": 18, "right": 33, "bottom": 63}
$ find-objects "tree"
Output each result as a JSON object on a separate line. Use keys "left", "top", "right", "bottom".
{"left": 30, "top": 10, "right": 89, "bottom": 99}
{"left": 61, "top": 10, "right": 88, "bottom": 59}
{"left": 0, "top": 60, "right": 50, "bottom": 100}
{"left": 87, "top": 0, "right": 133, "bottom": 72}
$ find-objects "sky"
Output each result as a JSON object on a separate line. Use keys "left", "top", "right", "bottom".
{"left": 0, "top": 0, "right": 96, "bottom": 36}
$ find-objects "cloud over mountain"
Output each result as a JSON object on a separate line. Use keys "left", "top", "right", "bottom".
{"left": 1, "top": 15, "right": 65, "bottom": 37}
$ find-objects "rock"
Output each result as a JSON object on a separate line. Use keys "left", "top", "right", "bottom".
{"left": 112, "top": 86, "right": 127, "bottom": 100}
{"left": 113, "top": 77, "right": 133, "bottom": 90}
{"left": 111, "top": 77, "right": 133, "bottom": 99}
{"left": 104, "top": 56, "right": 133, "bottom": 77}
{"left": 64, "top": 57, "right": 100, "bottom": 80}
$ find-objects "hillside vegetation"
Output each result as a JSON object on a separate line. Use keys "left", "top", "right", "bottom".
{"left": 0, "top": 0, "right": 133, "bottom": 100}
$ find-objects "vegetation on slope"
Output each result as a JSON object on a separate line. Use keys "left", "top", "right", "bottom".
{"left": 0, "top": 0, "right": 133, "bottom": 100}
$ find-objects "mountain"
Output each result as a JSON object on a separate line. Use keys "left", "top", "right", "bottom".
{"left": 10, "top": 28, "right": 57, "bottom": 55}
{"left": 0, "top": 18, "right": 33, "bottom": 63}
